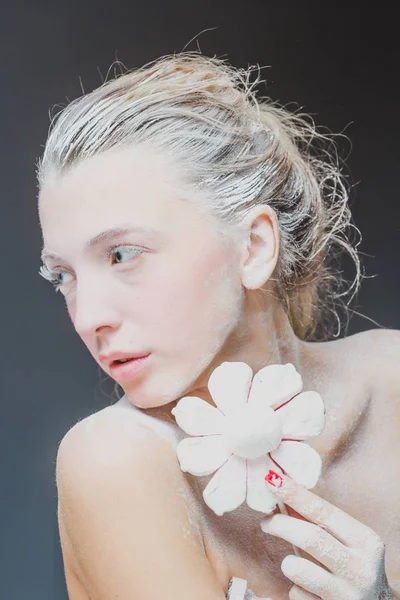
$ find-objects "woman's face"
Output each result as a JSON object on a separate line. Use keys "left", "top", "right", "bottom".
{"left": 38, "top": 145, "right": 246, "bottom": 409}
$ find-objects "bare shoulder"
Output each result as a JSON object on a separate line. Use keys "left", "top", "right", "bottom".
{"left": 305, "top": 328, "right": 400, "bottom": 425}
{"left": 348, "top": 328, "right": 400, "bottom": 391}
{"left": 56, "top": 407, "right": 224, "bottom": 600}
{"left": 323, "top": 327, "right": 400, "bottom": 357}
{"left": 56, "top": 401, "right": 173, "bottom": 473}
{"left": 349, "top": 327, "right": 400, "bottom": 355}
{"left": 316, "top": 328, "right": 400, "bottom": 386}
{"left": 335, "top": 329, "right": 400, "bottom": 429}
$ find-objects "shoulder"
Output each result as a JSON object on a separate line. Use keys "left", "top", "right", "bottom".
{"left": 343, "top": 329, "right": 400, "bottom": 429}
{"left": 307, "top": 328, "right": 400, "bottom": 389}
{"left": 321, "top": 328, "right": 400, "bottom": 386}
{"left": 56, "top": 403, "right": 187, "bottom": 510}
{"left": 350, "top": 327, "right": 400, "bottom": 353}
{"left": 55, "top": 404, "right": 182, "bottom": 541}
{"left": 55, "top": 407, "right": 221, "bottom": 599}
{"left": 349, "top": 328, "right": 400, "bottom": 392}
{"left": 57, "top": 402, "right": 165, "bottom": 460}
{"left": 307, "top": 328, "right": 400, "bottom": 417}
{"left": 327, "top": 327, "right": 400, "bottom": 358}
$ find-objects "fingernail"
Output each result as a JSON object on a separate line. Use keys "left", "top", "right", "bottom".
{"left": 264, "top": 470, "right": 283, "bottom": 488}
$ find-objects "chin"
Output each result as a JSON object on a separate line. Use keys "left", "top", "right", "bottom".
{"left": 121, "top": 381, "right": 167, "bottom": 409}
{"left": 121, "top": 356, "right": 210, "bottom": 411}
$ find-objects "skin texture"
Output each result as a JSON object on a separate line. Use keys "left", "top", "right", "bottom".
{"left": 262, "top": 472, "right": 394, "bottom": 599}
{"left": 39, "top": 146, "right": 400, "bottom": 599}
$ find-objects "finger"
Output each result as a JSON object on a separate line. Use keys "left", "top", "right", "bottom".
{"left": 289, "top": 584, "right": 321, "bottom": 600}
{"left": 280, "top": 555, "right": 337, "bottom": 599}
{"left": 260, "top": 513, "right": 351, "bottom": 575}
{"left": 264, "top": 470, "right": 374, "bottom": 549}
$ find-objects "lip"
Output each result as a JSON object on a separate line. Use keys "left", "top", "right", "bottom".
{"left": 107, "top": 354, "right": 151, "bottom": 382}
{"left": 99, "top": 351, "right": 151, "bottom": 368}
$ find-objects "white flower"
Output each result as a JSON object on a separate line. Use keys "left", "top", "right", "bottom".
{"left": 171, "top": 362, "right": 326, "bottom": 516}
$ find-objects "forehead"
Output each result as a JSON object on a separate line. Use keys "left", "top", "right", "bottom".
{"left": 38, "top": 145, "right": 209, "bottom": 249}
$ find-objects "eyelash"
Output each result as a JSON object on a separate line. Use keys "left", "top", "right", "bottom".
{"left": 39, "top": 245, "right": 143, "bottom": 293}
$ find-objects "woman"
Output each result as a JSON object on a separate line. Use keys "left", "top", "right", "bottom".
{"left": 37, "top": 52, "right": 400, "bottom": 599}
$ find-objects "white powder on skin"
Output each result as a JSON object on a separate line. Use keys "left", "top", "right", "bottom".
{"left": 282, "top": 551, "right": 393, "bottom": 599}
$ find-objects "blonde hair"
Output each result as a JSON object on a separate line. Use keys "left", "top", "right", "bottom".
{"left": 37, "top": 51, "right": 362, "bottom": 341}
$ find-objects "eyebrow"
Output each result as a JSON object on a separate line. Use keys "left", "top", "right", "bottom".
{"left": 40, "top": 226, "right": 162, "bottom": 262}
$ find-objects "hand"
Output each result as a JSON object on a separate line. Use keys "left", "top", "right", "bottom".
{"left": 260, "top": 470, "right": 395, "bottom": 600}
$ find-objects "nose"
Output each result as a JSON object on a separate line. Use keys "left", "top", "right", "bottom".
{"left": 71, "top": 280, "right": 122, "bottom": 337}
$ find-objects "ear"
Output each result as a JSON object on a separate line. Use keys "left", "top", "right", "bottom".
{"left": 239, "top": 205, "right": 280, "bottom": 290}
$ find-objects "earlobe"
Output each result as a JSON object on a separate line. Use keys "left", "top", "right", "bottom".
{"left": 240, "top": 206, "right": 280, "bottom": 291}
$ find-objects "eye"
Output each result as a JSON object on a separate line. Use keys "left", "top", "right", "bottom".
{"left": 38, "top": 265, "right": 74, "bottom": 293}
{"left": 110, "top": 246, "right": 143, "bottom": 264}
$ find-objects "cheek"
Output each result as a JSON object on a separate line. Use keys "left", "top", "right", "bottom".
{"left": 65, "top": 298, "right": 97, "bottom": 354}
{"left": 138, "top": 248, "right": 243, "bottom": 346}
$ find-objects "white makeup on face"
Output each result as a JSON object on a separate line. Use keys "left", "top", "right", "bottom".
{"left": 38, "top": 145, "right": 248, "bottom": 413}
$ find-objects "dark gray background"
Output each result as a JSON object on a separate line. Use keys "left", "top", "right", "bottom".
{"left": 1, "top": 2, "right": 398, "bottom": 598}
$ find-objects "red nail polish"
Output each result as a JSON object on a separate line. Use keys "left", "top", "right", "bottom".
{"left": 265, "top": 470, "right": 283, "bottom": 487}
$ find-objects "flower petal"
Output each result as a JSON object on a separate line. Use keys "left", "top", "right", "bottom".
{"left": 171, "top": 396, "right": 225, "bottom": 435}
{"left": 248, "top": 363, "right": 303, "bottom": 410}
{"left": 275, "top": 391, "right": 326, "bottom": 440}
{"left": 203, "top": 454, "right": 247, "bottom": 516}
{"left": 246, "top": 455, "right": 280, "bottom": 514}
{"left": 207, "top": 361, "right": 253, "bottom": 416}
{"left": 270, "top": 440, "right": 322, "bottom": 488}
{"left": 176, "top": 435, "right": 231, "bottom": 476}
